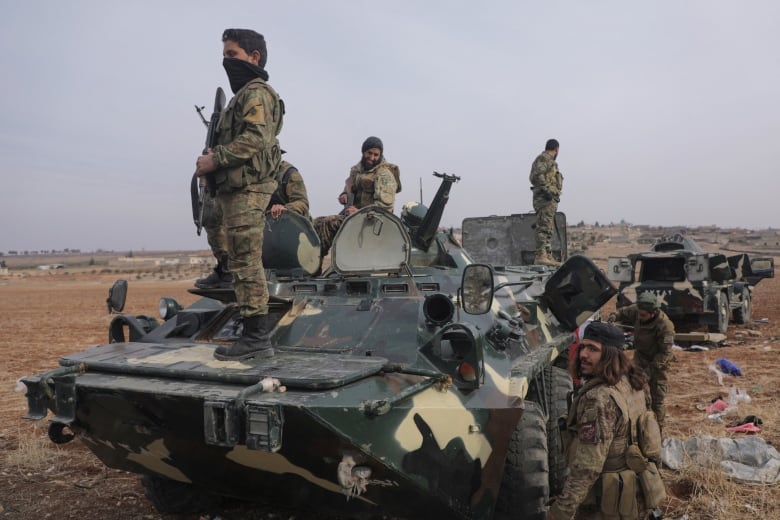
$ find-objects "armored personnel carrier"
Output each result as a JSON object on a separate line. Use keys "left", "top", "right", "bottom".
{"left": 21, "top": 173, "right": 616, "bottom": 520}
{"left": 607, "top": 233, "right": 775, "bottom": 334}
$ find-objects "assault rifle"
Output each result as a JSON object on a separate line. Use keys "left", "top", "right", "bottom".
{"left": 193, "top": 87, "right": 226, "bottom": 235}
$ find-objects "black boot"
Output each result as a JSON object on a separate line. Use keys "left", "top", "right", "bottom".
{"left": 213, "top": 315, "right": 274, "bottom": 360}
{"left": 196, "top": 254, "right": 232, "bottom": 289}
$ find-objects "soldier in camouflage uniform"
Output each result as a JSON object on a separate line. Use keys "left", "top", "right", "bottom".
{"left": 609, "top": 292, "right": 675, "bottom": 430}
{"left": 529, "top": 138, "right": 563, "bottom": 266}
{"left": 314, "top": 136, "right": 400, "bottom": 258}
{"left": 195, "top": 158, "right": 310, "bottom": 289}
{"left": 548, "top": 321, "right": 652, "bottom": 520}
{"left": 195, "top": 28, "right": 284, "bottom": 360}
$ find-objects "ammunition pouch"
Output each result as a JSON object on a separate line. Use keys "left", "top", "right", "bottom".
{"left": 638, "top": 462, "right": 667, "bottom": 509}
{"left": 626, "top": 444, "right": 649, "bottom": 473}
{"left": 600, "top": 470, "right": 638, "bottom": 519}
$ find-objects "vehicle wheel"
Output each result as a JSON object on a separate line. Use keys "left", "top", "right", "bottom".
{"left": 141, "top": 474, "right": 218, "bottom": 514}
{"left": 733, "top": 288, "right": 751, "bottom": 325}
{"left": 495, "top": 401, "right": 549, "bottom": 520}
{"left": 546, "top": 366, "right": 572, "bottom": 496}
{"left": 708, "top": 292, "right": 729, "bottom": 334}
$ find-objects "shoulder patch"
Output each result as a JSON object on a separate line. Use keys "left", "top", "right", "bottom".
{"left": 578, "top": 421, "right": 598, "bottom": 444}
{"left": 244, "top": 103, "right": 265, "bottom": 124}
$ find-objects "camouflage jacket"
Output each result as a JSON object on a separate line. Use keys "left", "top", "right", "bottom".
{"left": 212, "top": 78, "right": 283, "bottom": 194}
{"left": 528, "top": 150, "right": 562, "bottom": 196}
{"left": 348, "top": 158, "right": 398, "bottom": 212}
{"left": 550, "top": 376, "right": 646, "bottom": 520}
{"left": 268, "top": 161, "right": 310, "bottom": 217}
{"left": 614, "top": 305, "right": 675, "bottom": 368}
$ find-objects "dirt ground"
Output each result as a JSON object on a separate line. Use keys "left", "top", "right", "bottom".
{"left": 1, "top": 252, "right": 779, "bottom": 520}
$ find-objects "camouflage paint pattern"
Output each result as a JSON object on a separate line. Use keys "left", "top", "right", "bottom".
{"left": 528, "top": 150, "right": 562, "bottom": 255}
{"left": 216, "top": 187, "right": 272, "bottom": 317}
{"left": 609, "top": 236, "right": 773, "bottom": 333}
{"left": 611, "top": 304, "right": 674, "bottom": 427}
{"left": 269, "top": 160, "right": 310, "bottom": 217}
{"left": 22, "top": 176, "right": 617, "bottom": 519}
{"left": 550, "top": 376, "right": 648, "bottom": 520}
{"left": 348, "top": 158, "right": 398, "bottom": 212}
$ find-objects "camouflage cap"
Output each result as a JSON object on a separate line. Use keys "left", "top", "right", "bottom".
{"left": 583, "top": 321, "right": 625, "bottom": 348}
{"left": 636, "top": 292, "right": 659, "bottom": 311}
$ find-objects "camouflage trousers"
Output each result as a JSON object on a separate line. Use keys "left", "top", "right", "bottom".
{"left": 215, "top": 188, "right": 271, "bottom": 317}
{"left": 201, "top": 190, "right": 228, "bottom": 261}
{"left": 635, "top": 358, "right": 669, "bottom": 429}
{"left": 532, "top": 191, "right": 558, "bottom": 254}
{"left": 313, "top": 214, "right": 345, "bottom": 257}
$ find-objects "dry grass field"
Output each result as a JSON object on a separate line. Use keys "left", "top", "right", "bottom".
{"left": 1, "top": 245, "right": 779, "bottom": 519}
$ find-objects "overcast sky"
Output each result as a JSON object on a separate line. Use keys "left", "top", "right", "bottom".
{"left": 1, "top": 1, "right": 778, "bottom": 252}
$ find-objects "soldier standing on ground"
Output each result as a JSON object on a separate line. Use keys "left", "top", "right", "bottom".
{"left": 529, "top": 138, "right": 563, "bottom": 266}
{"left": 194, "top": 28, "right": 284, "bottom": 360}
{"left": 314, "top": 136, "right": 400, "bottom": 258}
{"left": 548, "top": 321, "right": 662, "bottom": 520}
{"left": 609, "top": 292, "right": 675, "bottom": 430}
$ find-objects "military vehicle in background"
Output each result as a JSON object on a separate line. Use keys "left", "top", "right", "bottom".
{"left": 21, "top": 173, "right": 616, "bottom": 520}
{"left": 607, "top": 233, "right": 775, "bottom": 334}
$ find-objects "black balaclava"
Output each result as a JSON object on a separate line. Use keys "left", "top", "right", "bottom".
{"left": 223, "top": 58, "right": 269, "bottom": 94}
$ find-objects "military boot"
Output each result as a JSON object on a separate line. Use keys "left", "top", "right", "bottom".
{"left": 534, "top": 250, "right": 560, "bottom": 267}
{"left": 213, "top": 314, "right": 274, "bottom": 360}
{"left": 195, "top": 254, "right": 232, "bottom": 289}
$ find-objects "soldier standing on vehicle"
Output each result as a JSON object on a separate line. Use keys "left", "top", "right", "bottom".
{"left": 609, "top": 292, "right": 675, "bottom": 430}
{"left": 195, "top": 158, "right": 311, "bottom": 289}
{"left": 314, "top": 136, "right": 400, "bottom": 258}
{"left": 529, "top": 138, "right": 563, "bottom": 266}
{"left": 195, "top": 28, "right": 284, "bottom": 360}
{"left": 548, "top": 321, "right": 664, "bottom": 520}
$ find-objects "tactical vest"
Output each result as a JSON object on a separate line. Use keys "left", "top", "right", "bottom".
{"left": 606, "top": 380, "right": 667, "bottom": 510}
{"left": 213, "top": 78, "right": 283, "bottom": 192}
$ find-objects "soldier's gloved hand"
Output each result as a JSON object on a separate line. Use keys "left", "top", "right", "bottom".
{"left": 553, "top": 194, "right": 560, "bottom": 203}
{"left": 607, "top": 313, "right": 617, "bottom": 323}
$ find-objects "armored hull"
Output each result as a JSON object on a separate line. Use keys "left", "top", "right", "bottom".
{"left": 23, "top": 174, "right": 615, "bottom": 519}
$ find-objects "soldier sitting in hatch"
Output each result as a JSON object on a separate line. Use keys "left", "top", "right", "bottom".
{"left": 313, "top": 136, "right": 400, "bottom": 259}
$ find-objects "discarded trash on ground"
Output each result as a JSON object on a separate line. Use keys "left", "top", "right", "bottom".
{"left": 716, "top": 358, "right": 742, "bottom": 376}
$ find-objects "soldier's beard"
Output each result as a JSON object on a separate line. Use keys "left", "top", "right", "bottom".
{"left": 361, "top": 157, "right": 378, "bottom": 170}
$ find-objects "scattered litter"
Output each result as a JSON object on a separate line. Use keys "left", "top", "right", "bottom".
{"left": 706, "top": 398, "right": 728, "bottom": 413}
{"left": 732, "top": 415, "right": 763, "bottom": 428}
{"left": 672, "top": 344, "right": 684, "bottom": 351}
{"left": 748, "top": 330, "right": 762, "bottom": 338}
{"left": 753, "top": 318, "right": 769, "bottom": 323}
{"left": 726, "top": 422, "right": 761, "bottom": 434}
{"left": 707, "top": 413, "right": 724, "bottom": 423}
{"left": 708, "top": 364, "right": 725, "bottom": 385}
{"left": 14, "top": 378, "right": 25, "bottom": 393}
{"left": 727, "top": 387, "right": 751, "bottom": 406}
{"left": 686, "top": 344, "right": 709, "bottom": 352}
{"left": 716, "top": 358, "right": 742, "bottom": 376}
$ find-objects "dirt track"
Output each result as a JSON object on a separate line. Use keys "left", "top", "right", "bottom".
{"left": 1, "top": 259, "right": 779, "bottom": 519}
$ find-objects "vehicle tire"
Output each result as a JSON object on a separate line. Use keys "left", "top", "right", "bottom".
{"left": 141, "top": 474, "right": 218, "bottom": 514}
{"left": 546, "top": 366, "right": 572, "bottom": 496}
{"left": 708, "top": 292, "right": 729, "bottom": 334}
{"left": 733, "top": 288, "right": 751, "bottom": 325}
{"left": 495, "top": 401, "right": 549, "bottom": 520}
